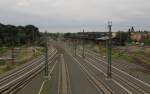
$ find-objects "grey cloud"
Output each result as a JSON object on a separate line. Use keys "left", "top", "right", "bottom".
{"left": 0, "top": 0, "right": 150, "bottom": 32}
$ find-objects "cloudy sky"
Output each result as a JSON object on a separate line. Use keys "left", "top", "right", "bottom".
{"left": 0, "top": 0, "right": 150, "bottom": 32}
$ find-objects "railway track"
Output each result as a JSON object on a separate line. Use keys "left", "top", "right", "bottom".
{"left": 0, "top": 49, "right": 55, "bottom": 85}
{"left": 0, "top": 48, "right": 54, "bottom": 80}
{"left": 0, "top": 48, "right": 58, "bottom": 94}
{"left": 85, "top": 49, "right": 133, "bottom": 68}
{"left": 58, "top": 54, "right": 72, "bottom": 94}
{"left": 66, "top": 49, "right": 113, "bottom": 94}
{"left": 76, "top": 49, "right": 150, "bottom": 94}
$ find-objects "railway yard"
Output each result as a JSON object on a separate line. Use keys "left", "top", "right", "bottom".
{"left": 0, "top": 40, "right": 150, "bottom": 94}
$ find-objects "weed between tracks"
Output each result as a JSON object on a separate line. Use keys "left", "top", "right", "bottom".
{"left": 40, "top": 80, "right": 52, "bottom": 94}
{"left": 0, "top": 47, "right": 44, "bottom": 74}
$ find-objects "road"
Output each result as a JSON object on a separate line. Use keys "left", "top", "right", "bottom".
{"left": 0, "top": 40, "right": 150, "bottom": 94}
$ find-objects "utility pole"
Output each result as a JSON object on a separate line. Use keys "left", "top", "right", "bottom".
{"left": 32, "top": 30, "right": 36, "bottom": 56}
{"left": 74, "top": 39, "right": 77, "bottom": 56}
{"left": 32, "top": 30, "right": 35, "bottom": 45}
{"left": 69, "top": 40, "right": 71, "bottom": 51}
{"left": 71, "top": 39, "right": 73, "bottom": 53}
{"left": 119, "top": 31, "right": 121, "bottom": 56}
{"left": 73, "top": 39, "right": 75, "bottom": 55}
{"left": 11, "top": 30, "right": 15, "bottom": 64}
{"left": 44, "top": 31, "right": 49, "bottom": 77}
{"left": 82, "top": 29, "right": 85, "bottom": 58}
{"left": 11, "top": 46, "right": 14, "bottom": 64}
{"left": 107, "top": 21, "right": 112, "bottom": 79}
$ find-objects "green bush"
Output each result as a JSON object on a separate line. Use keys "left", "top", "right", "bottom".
{"left": 3, "top": 65, "right": 13, "bottom": 71}
{"left": 0, "top": 47, "right": 8, "bottom": 54}
{"left": 144, "top": 39, "right": 150, "bottom": 45}
{"left": 0, "top": 61, "right": 5, "bottom": 65}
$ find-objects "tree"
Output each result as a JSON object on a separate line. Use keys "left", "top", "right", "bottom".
{"left": 131, "top": 26, "right": 135, "bottom": 32}
{"left": 127, "top": 28, "right": 132, "bottom": 43}
{"left": 63, "top": 32, "right": 72, "bottom": 38}
{"left": 116, "top": 31, "right": 128, "bottom": 45}
{"left": 0, "top": 23, "right": 41, "bottom": 47}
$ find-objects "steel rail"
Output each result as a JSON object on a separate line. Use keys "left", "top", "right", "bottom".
{"left": 81, "top": 52, "right": 150, "bottom": 94}
{"left": 0, "top": 49, "right": 56, "bottom": 85}
{"left": 66, "top": 50, "right": 113, "bottom": 94}
{"left": 0, "top": 49, "right": 58, "bottom": 93}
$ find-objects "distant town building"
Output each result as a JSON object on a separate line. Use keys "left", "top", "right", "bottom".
{"left": 77, "top": 32, "right": 107, "bottom": 39}
{"left": 112, "top": 32, "right": 117, "bottom": 38}
{"left": 130, "top": 32, "right": 150, "bottom": 42}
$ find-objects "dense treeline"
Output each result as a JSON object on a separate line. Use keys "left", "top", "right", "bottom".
{"left": 0, "top": 23, "right": 41, "bottom": 47}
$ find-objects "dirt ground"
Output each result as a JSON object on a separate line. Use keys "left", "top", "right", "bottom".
{"left": 117, "top": 46, "right": 150, "bottom": 71}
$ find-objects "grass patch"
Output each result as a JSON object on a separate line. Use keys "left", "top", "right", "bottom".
{"left": 131, "top": 52, "right": 150, "bottom": 65}
{"left": 85, "top": 43, "right": 150, "bottom": 66}
{"left": 2, "top": 65, "right": 13, "bottom": 71}
{"left": 41, "top": 80, "right": 52, "bottom": 94}
{"left": 0, "top": 47, "right": 44, "bottom": 75}
{"left": 0, "top": 47, "right": 8, "bottom": 55}
{"left": 112, "top": 51, "right": 134, "bottom": 63}
{"left": 97, "top": 44, "right": 107, "bottom": 56}
{"left": 87, "top": 44, "right": 135, "bottom": 63}
{"left": 15, "top": 47, "right": 33, "bottom": 66}
{"left": 0, "top": 60, "right": 5, "bottom": 65}
{"left": 35, "top": 47, "right": 45, "bottom": 57}
{"left": 0, "top": 65, "right": 14, "bottom": 74}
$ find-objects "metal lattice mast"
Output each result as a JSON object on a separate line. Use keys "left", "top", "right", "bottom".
{"left": 45, "top": 31, "right": 49, "bottom": 77}
{"left": 82, "top": 29, "right": 85, "bottom": 58}
{"left": 107, "top": 21, "right": 112, "bottom": 79}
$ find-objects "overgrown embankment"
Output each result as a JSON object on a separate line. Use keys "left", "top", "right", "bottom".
{"left": 0, "top": 47, "right": 44, "bottom": 74}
